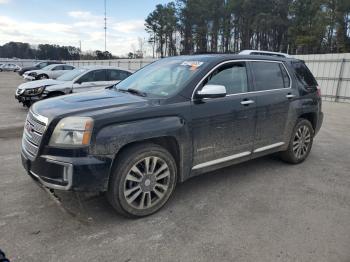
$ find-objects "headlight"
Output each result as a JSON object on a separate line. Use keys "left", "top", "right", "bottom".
{"left": 23, "top": 86, "right": 45, "bottom": 96}
{"left": 49, "top": 117, "right": 94, "bottom": 147}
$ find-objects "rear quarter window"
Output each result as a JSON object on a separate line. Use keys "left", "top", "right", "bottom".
{"left": 291, "top": 61, "right": 318, "bottom": 87}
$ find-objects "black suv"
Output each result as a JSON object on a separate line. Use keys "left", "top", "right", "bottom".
{"left": 21, "top": 54, "right": 323, "bottom": 217}
{"left": 17, "top": 61, "right": 65, "bottom": 76}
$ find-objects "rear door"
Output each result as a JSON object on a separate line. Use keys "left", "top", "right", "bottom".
{"left": 191, "top": 61, "right": 256, "bottom": 170}
{"left": 107, "top": 69, "right": 131, "bottom": 85}
{"left": 249, "top": 60, "right": 295, "bottom": 153}
{"left": 51, "top": 65, "right": 65, "bottom": 78}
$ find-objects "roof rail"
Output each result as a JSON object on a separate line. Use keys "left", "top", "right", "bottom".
{"left": 239, "top": 50, "right": 291, "bottom": 58}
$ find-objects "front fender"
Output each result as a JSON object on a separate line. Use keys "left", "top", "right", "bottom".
{"left": 91, "top": 116, "right": 192, "bottom": 181}
{"left": 45, "top": 85, "right": 72, "bottom": 94}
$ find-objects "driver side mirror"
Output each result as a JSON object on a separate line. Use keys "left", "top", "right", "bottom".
{"left": 195, "top": 84, "right": 227, "bottom": 99}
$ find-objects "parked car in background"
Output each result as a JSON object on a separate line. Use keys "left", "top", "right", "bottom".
{"left": 17, "top": 61, "right": 65, "bottom": 76}
{"left": 0, "top": 63, "right": 21, "bottom": 72}
{"left": 15, "top": 66, "right": 132, "bottom": 107}
{"left": 20, "top": 54, "right": 323, "bottom": 217}
{"left": 23, "top": 64, "right": 75, "bottom": 80}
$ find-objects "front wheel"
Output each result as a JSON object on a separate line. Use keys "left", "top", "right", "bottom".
{"left": 37, "top": 74, "right": 48, "bottom": 80}
{"left": 280, "top": 119, "right": 314, "bottom": 164}
{"left": 107, "top": 143, "right": 177, "bottom": 217}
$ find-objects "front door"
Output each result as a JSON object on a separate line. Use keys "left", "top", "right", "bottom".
{"left": 249, "top": 61, "right": 295, "bottom": 152}
{"left": 191, "top": 61, "right": 256, "bottom": 170}
{"left": 73, "top": 69, "right": 108, "bottom": 93}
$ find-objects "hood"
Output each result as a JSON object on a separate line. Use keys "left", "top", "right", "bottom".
{"left": 17, "top": 79, "right": 64, "bottom": 90}
{"left": 25, "top": 69, "right": 44, "bottom": 75}
{"left": 32, "top": 89, "right": 149, "bottom": 122}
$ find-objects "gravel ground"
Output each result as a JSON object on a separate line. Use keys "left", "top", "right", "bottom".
{"left": 0, "top": 72, "right": 27, "bottom": 132}
{"left": 0, "top": 72, "right": 350, "bottom": 262}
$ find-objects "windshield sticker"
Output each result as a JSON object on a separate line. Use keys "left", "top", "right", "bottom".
{"left": 181, "top": 61, "right": 204, "bottom": 70}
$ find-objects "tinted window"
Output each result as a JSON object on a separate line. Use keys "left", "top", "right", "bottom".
{"left": 292, "top": 61, "right": 317, "bottom": 87}
{"left": 39, "top": 62, "right": 48, "bottom": 68}
{"left": 204, "top": 62, "right": 248, "bottom": 94}
{"left": 108, "top": 70, "right": 131, "bottom": 81}
{"left": 53, "top": 65, "right": 64, "bottom": 70}
{"left": 63, "top": 65, "right": 74, "bottom": 70}
{"left": 108, "top": 70, "right": 121, "bottom": 80}
{"left": 251, "top": 62, "right": 285, "bottom": 91}
{"left": 78, "top": 70, "right": 106, "bottom": 82}
{"left": 279, "top": 64, "right": 291, "bottom": 88}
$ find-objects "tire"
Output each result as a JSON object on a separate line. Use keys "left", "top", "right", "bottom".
{"left": 280, "top": 119, "right": 314, "bottom": 164}
{"left": 23, "top": 101, "right": 32, "bottom": 108}
{"left": 107, "top": 143, "right": 177, "bottom": 217}
{"left": 37, "top": 74, "right": 48, "bottom": 80}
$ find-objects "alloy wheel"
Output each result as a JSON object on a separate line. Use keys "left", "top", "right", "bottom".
{"left": 292, "top": 125, "right": 311, "bottom": 159}
{"left": 123, "top": 156, "right": 171, "bottom": 210}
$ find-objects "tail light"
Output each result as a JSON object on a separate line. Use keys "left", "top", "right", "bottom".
{"left": 316, "top": 86, "right": 321, "bottom": 97}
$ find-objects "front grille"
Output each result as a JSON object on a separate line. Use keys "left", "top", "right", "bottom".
{"left": 22, "top": 111, "right": 48, "bottom": 161}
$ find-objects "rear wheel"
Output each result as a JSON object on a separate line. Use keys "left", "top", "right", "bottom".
{"left": 280, "top": 119, "right": 314, "bottom": 164}
{"left": 107, "top": 143, "right": 177, "bottom": 217}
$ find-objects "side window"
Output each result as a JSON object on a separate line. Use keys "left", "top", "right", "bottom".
{"left": 279, "top": 64, "right": 291, "bottom": 88}
{"left": 251, "top": 61, "right": 285, "bottom": 91}
{"left": 107, "top": 70, "right": 121, "bottom": 81}
{"left": 92, "top": 70, "right": 107, "bottom": 81}
{"left": 203, "top": 62, "right": 248, "bottom": 94}
{"left": 78, "top": 71, "right": 94, "bottom": 83}
{"left": 39, "top": 62, "right": 48, "bottom": 68}
{"left": 120, "top": 71, "right": 131, "bottom": 80}
{"left": 291, "top": 61, "right": 318, "bottom": 87}
{"left": 64, "top": 65, "right": 74, "bottom": 70}
{"left": 53, "top": 65, "right": 64, "bottom": 70}
{"left": 108, "top": 70, "right": 131, "bottom": 81}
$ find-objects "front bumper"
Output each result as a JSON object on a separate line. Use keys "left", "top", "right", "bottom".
{"left": 15, "top": 93, "right": 45, "bottom": 105}
{"left": 23, "top": 75, "right": 36, "bottom": 81}
{"left": 21, "top": 153, "right": 113, "bottom": 192}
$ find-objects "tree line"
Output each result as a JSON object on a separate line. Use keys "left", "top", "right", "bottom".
{"left": 0, "top": 42, "right": 114, "bottom": 60}
{"left": 145, "top": 0, "right": 350, "bottom": 57}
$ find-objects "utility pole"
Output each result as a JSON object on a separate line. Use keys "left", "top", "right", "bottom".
{"left": 104, "top": 0, "right": 107, "bottom": 52}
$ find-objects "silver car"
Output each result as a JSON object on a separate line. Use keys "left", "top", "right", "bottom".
{"left": 15, "top": 66, "right": 132, "bottom": 107}
{"left": 0, "top": 63, "right": 21, "bottom": 72}
{"left": 23, "top": 64, "right": 75, "bottom": 80}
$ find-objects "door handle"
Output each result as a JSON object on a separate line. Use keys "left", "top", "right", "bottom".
{"left": 240, "top": 99, "right": 255, "bottom": 105}
{"left": 286, "top": 94, "right": 295, "bottom": 99}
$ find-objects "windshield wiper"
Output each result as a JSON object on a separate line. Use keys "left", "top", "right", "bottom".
{"left": 118, "top": 88, "right": 147, "bottom": 97}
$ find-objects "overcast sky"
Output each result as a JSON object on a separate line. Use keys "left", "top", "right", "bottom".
{"left": 0, "top": 0, "right": 169, "bottom": 56}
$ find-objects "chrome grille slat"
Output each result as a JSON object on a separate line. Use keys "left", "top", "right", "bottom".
{"left": 21, "top": 111, "right": 47, "bottom": 161}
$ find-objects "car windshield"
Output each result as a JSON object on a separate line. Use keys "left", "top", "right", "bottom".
{"left": 116, "top": 58, "right": 206, "bottom": 97}
{"left": 57, "top": 68, "right": 88, "bottom": 81}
